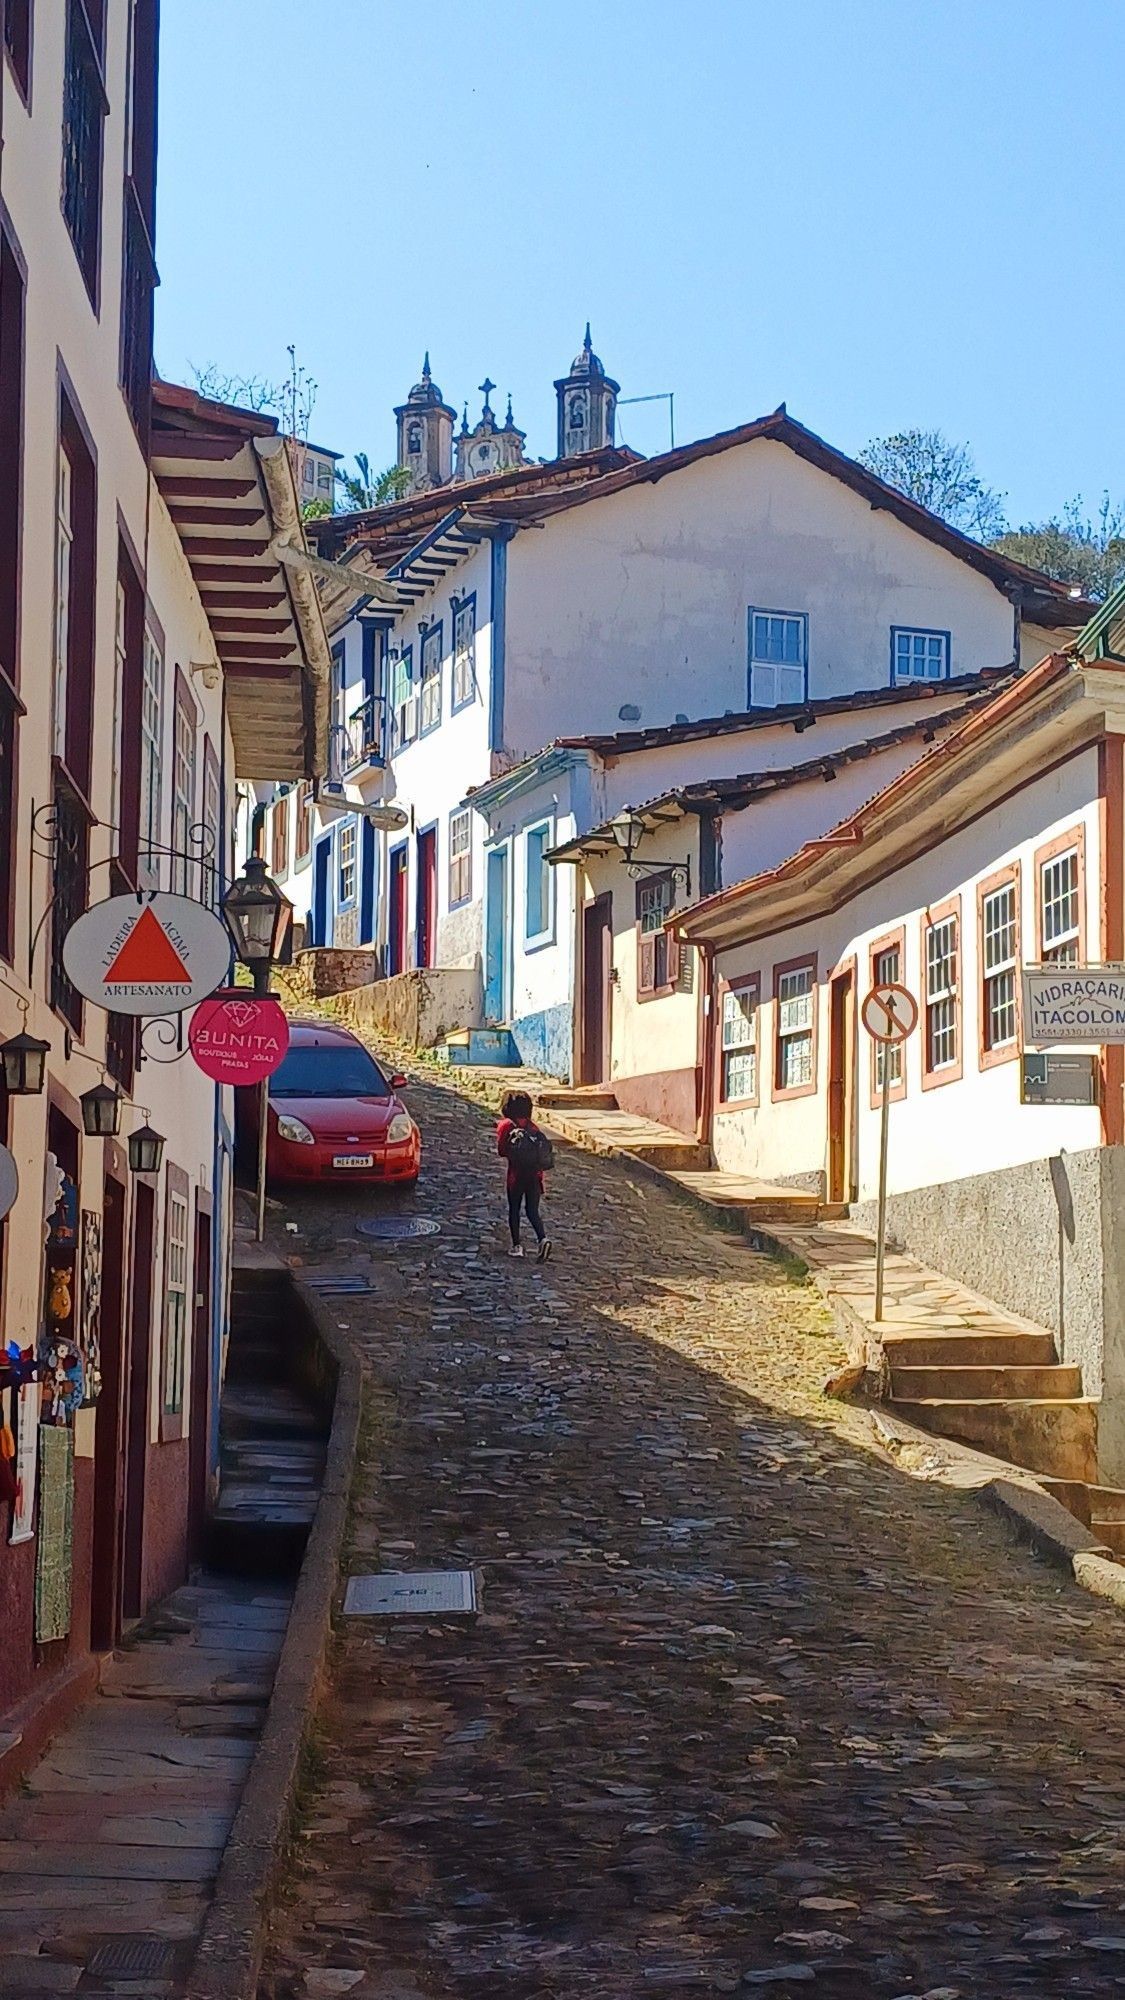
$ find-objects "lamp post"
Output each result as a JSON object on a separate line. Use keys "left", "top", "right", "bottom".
{"left": 220, "top": 856, "right": 291, "bottom": 1241}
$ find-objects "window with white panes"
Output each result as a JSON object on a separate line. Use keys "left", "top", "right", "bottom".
{"left": 449, "top": 809, "right": 471, "bottom": 907}
{"left": 749, "top": 609, "right": 807, "bottom": 709}
{"left": 982, "top": 881, "right": 1017, "bottom": 1051}
{"left": 112, "top": 579, "right": 127, "bottom": 825}
{"left": 925, "top": 914, "right": 959, "bottom": 1072}
{"left": 171, "top": 685, "right": 196, "bottom": 894}
{"left": 338, "top": 820, "right": 357, "bottom": 906}
{"left": 139, "top": 628, "right": 162, "bottom": 881}
{"left": 873, "top": 941, "right": 903, "bottom": 1089}
{"left": 776, "top": 964, "right": 814, "bottom": 1091}
{"left": 391, "top": 646, "right": 415, "bottom": 748}
{"left": 1041, "top": 849, "right": 1080, "bottom": 964}
{"left": 637, "top": 873, "right": 676, "bottom": 993}
{"left": 720, "top": 984, "right": 758, "bottom": 1102}
{"left": 420, "top": 623, "right": 442, "bottom": 732}
{"left": 892, "top": 627, "right": 949, "bottom": 684}
{"left": 163, "top": 1191, "right": 188, "bottom": 1415}
{"left": 452, "top": 598, "right": 476, "bottom": 708}
{"left": 53, "top": 446, "right": 74, "bottom": 761}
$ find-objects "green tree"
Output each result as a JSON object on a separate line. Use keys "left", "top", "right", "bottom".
{"left": 859, "top": 428, "right": 1007, "bottom": 541}
{"left": 336, "top": 453, "right": 412, "bottom": 511}
{"left": 990, "top": 496, "right": 1125, "bottom": 602}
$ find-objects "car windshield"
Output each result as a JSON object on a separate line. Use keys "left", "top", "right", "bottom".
{"left": 270, "top": 1046, "right": 391, "bottom": 1099}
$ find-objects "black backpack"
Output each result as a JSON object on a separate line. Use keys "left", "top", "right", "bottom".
{"left": 507, "top": 1123, "right": 554, "bottom": 1176}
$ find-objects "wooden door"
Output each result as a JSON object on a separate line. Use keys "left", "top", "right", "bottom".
{"left": 388, "top": 846, "right": 408, "bottom": 975}
{"left": 122, "top": 1180, "right": 155, "bottom": 1621}
{"left": 90, "top": 1174, "right": 126, "bottom": 1651}
{"left": 581, "top": 894, "right": 613, "bottom": 1084}
{"left": 484, "top": 845, "right": 510, "bottom": 1023}
{"left": 416, "top": 828, "right": 437, "bottom": 969}
{"left": 827, "top": 967, "right": 856, "bottom": 1204}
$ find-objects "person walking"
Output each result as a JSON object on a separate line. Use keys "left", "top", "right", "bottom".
{"left": 496, "top": 1090, "right": 553, "bottom": 1261}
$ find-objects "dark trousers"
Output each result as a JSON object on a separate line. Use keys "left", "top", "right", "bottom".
{"left": 507, "top": 1178, "right": 545, "bottom": 1244}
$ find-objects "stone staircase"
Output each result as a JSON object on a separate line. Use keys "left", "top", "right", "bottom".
{"left": 1040, "top": 1476, "right": 1125, "bottom": 1558}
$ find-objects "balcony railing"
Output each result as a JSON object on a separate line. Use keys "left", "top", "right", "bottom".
{"left": 120, "top": 180, "right": 157, "bottom": 439}
{"left": 329, "top": 696, "right": 385, "bottom": 782}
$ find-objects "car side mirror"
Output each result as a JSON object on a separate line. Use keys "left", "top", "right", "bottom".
{"left": 389, "top": 1074, "right": 407, "bottom": 1090}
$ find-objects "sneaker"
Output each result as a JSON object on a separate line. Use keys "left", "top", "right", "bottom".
{"left": 508, "top": 1244, "right": 524, "bottom": 1258}
{"left": 536, "top": 1238, "right": 552, "bottom": 1262}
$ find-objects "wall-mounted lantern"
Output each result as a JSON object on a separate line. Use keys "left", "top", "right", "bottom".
{"left": 127, "top": 1121, "right": 165, "bottom": 1176}
{"left": 79, "top": 1081, "right": 121, "bottom": 1139}
{"left": 609, "top": 806, "right": 691, "bottom": 894}
{"left": 0, "top": 1028, "right": 50, "bottom": 1096}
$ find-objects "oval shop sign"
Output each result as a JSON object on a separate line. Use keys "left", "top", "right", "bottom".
{"left": 189, "top": 992, "right": 290, "bottom": 1086}
{"left": 62, "top": 893, "right": 231, "bottom": 1017}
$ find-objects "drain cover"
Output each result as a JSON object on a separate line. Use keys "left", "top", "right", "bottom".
{"left": 86, "top": 1939, "right": 179, "bottom": 1977}
{"left": 356, "top": 1215, "right": 441, "bottom": 1241}
{"left": 303, "top": 1275, "right": 378, "bottom": 1294}
{"left": 344, "top": 1569, "right": 479, "bottom": 1616}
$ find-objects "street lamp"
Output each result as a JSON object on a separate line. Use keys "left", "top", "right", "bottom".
{"left": 608, "top": 805, "right": 691, "bottom": 896}
{"left": 220, "top": 855, "right": 291, "bottom": 995}
{"left": 80, "top": 1081, "right": 121, "bottom": 1139}
{"left": 610, "top": 807, "right": 644, "bottom": 864}
{"left": 128, "top": 1121, "right": 165, "bottom": 1176}
{"left": 1, "top": 1028, "right": 50, "bottom": 1096}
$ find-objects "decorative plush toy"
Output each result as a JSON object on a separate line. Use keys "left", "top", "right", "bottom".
{"left": 48, "top": 1266, "right": 73, "bottom": 1323}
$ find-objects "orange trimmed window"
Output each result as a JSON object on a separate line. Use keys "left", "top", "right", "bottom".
{"left": 923, "top": 905, "right": 960, "bottom": 1082}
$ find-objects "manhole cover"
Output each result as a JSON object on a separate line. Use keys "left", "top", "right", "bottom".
{"left": 344, "top": 1569, "right": 479, "bottom": 1616}
{"left": 356, "top": 1215, "right": 441, "bottom": 1241}
{"left": 86, "top": 1939, "right": 179, "bottom": 1977}
{"left": 303, "top": 1275, "right": 378, "bottom": 1295}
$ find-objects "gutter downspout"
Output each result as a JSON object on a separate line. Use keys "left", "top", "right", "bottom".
{"left": 253, "top": 435, "right": 333, "bottom": 780}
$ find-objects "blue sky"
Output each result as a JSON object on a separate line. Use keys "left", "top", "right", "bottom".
{"left": 156, "top": 0, "right": 1124, "bottom": 526}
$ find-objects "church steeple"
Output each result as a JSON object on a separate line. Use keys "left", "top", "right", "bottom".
{"left": 554, "top": 324, "right": 619, "bottom": 459}
{"left": 393, "top": 355, "right": 456, "bottom": 494}
{"left": 454, "top": 376, "right": 528, "bottom": 483}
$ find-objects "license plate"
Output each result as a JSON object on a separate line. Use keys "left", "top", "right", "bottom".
{"left": 333, "top": 1153, "right": 373, "bottom": 1169}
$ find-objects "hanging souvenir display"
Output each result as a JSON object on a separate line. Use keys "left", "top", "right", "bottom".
{"left": 79, "top": 1210, "right": 102, "bottom": 1405}
{"left": 42, "top": 1154, "right": 64, "bottom": 1242}
{"left": 0, "top": 1387, "right": 14, "bottom": 1511}
{"left": 47, "top": 1175, "right": 78, "bottom": 1251}
{"left": 47, "top": 1266, "right": 72, "bottom": 1324}
{"left": 34, "top": 1425, "right": 73, "bottom": 1642}
{"left": 37, "top": 1337, "right": 84, "bottom": 1426}
{"left": 10, "top": 1381, "right": 39, "bottom": 1545}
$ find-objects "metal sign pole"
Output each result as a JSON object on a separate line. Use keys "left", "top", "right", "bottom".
{"left": 874, "top": 1049, "right": 892, "bottom": 1321}
{"left": 255, "top": 1081, "right": 269, "bottom": 1244}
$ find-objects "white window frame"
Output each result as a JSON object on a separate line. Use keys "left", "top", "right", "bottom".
{"left": 720, "top": 983, "right": 757, "bottom": 1103}
{"left": 892, "top": 626, "right": 950, "bottom": 685}
{"left": 776, "top": 963, "right": 814, "bottom": 1091}
{"left": 139, "top": 627, "right": 163, "bottom": 886}
{"left": 524, "top": 818, "right": 554, "bottom": 947}
{"left": 873, "top": 941, "right": 903, "bottom": 1088}
{"left": 449, "top": 808, "right": 472, "bottom": 908}
{"left": 982, "top": 882, "right": 1017, "bottom": 1050}
{"left": 420, "top": 623, "right": 442, "bottom": 734}
{"left": 452, "top": 597, "right": 476, "bottom": 709}
{"left": 391, "top": 645, "right": 416, "bottom": 749}
{"left": 1041, "top": 849, "right": 1080, "bottom": 965}
{"left": 53, "top": 444, "right": 74, "bottom": 762}
{"left": 925, "top": 915, "right": 959, "bottom": 1073}
{"left": 637, "top": 872, "right": 675, "bottom": 992}
{"left": 112, "top": 578, "right": 127, "bottom": 825}
{"left": 172, "top": 688, "right": 196, "bottom": 896}
{"left": 748, "top": 607, "right": 807, "bottom": 710}
{"left": 163, "top": 1191, "right": 189, "bottom": 1416}
{"left": 338, "top": 819, "right": 357, "bottom": 907}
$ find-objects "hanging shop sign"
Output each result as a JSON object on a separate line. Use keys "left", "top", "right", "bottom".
{"left": 0, "top": 1144, "right": 17, "bottom": 1224}
{"left": 188, "top": 992, "right": 290, "bottom": 1086}
{"left": 62, "top": 893, "right": 231, "bottom": 1017}
{"left": 1022, "top": 964, "right": 1125, "bottom": 1047}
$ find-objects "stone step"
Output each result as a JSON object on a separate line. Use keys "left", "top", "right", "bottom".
{"left": 890, "top": 1396, "right": 1098, "bottom": 1484}
{"left": 890, "top": 1363, "right": 1082, "bottom": 1402}
{"left": 1090, "top": 1517, "right": 1125, "bottom": 1556}
{"left": 536, "top": 1086, "right": 619, "bottom": 1112}
{"left": 882, "top": 1330, "right": 1059, "bottom": 1368}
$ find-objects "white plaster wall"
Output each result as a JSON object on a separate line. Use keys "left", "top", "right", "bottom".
{"left": 711, "top": 748, "right": 1104, "bottom": 1194}
{"left": 503, "top": 439, "right": 1022, "bottom": 752}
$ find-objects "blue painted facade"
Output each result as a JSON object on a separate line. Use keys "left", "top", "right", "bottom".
{"left": 510, "top": 1003, "right": 573, "bottom": 1078}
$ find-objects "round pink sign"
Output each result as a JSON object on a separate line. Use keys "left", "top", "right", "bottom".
{"left": 189, "top": 992, "right": 290, "bottom": 1086}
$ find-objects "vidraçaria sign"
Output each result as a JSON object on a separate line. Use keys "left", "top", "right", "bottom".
{"left": 1022, "top": 964, "right": 1125, "bottom": 1047}
{"left": 62, "top": 893, "right": 231, "bottom": 1017}
{"left": 188, "top": 992, "right": 290, "bottom": 1086}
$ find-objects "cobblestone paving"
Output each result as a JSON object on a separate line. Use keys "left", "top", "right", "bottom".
{"left": 261, "top": 1074, "right": 1125, "bottom": 2000}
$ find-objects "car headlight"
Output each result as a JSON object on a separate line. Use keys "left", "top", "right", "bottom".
{"left": 276, "top": 1114, "right": 315, "bottom": 1145}
{"left": 387, "top": 1113, "right": 414, "bottom": 1144}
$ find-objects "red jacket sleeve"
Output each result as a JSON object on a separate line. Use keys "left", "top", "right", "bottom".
{"left": 496, "top": 1119, "right": 514, "bottom": 1158}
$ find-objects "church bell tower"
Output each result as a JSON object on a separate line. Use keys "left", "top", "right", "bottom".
{"left": 394, "top": 355, "right": 456, "bottom": 494}
{"left": 555, "top": 324, "right": 619, "bottom": 459}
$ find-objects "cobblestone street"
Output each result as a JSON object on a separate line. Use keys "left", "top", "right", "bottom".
{"left": 261, "top": 1072, "right": 1125, "bottom": 2000}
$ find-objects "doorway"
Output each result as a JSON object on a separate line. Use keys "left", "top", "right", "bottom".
{"left": 416, "top": 825, "right": 437, "bottom": 970}
{"left": 121, "top": 1180, "right": 155, "bottom": 1622}
{"left": 188, "top": 1204, "right": 213, "bottom": 1558}
{"left": 359, "top": 818, "right": 378, "bottom": 945}
{"left": 90, "top": 1173, "right": 126, "bottom": 1652}
{"left": 312, "top": 834, "right": 331, "bottom": 947}
{"left": 388, "top": 844, "right": 408, "bottom": 975}
{"left": 484, "top": 844, "right": 510, "bottom": 1023}
{"left": 581, "top": 894, "right": 614, "bottom": 1084}
{"left": 827, "top": 966, "right": 857, "bottom": 1205}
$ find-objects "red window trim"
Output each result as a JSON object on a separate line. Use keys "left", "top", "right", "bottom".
{"left": 977, "top": 861, "right": 1022, "bottom": 1072}
{"left": 867, "top": 925, "right": 908, "bottom": 1108}
{"left": 771, "top": 951, "right": 819, "bottom": 1102}
{"left": 920, "top": 893, "right": 963, "bottom": 1090}
{"left": 635, "top": 870, "right": 681, "bottom": 1002}
{"left": 1033, "top": 823, "right": 1087, "bottom": 963}
{"left": 57, "top": 371, "right": 98, "bottom": 797}
{"left": 715, "top": 970, "right": 761, "bottom": 1109}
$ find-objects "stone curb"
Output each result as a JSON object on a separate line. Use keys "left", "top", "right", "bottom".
{"left": 186, "top": 1280, "right": 365, "bottom": 2000}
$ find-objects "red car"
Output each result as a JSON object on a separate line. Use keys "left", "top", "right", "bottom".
{"left": 264, "top": 1022, "right": 421, "bottom": 1186}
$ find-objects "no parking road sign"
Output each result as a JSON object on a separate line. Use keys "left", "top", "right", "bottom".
{"left": 861, "top": 981, "right": 918, "bottom": 1045}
